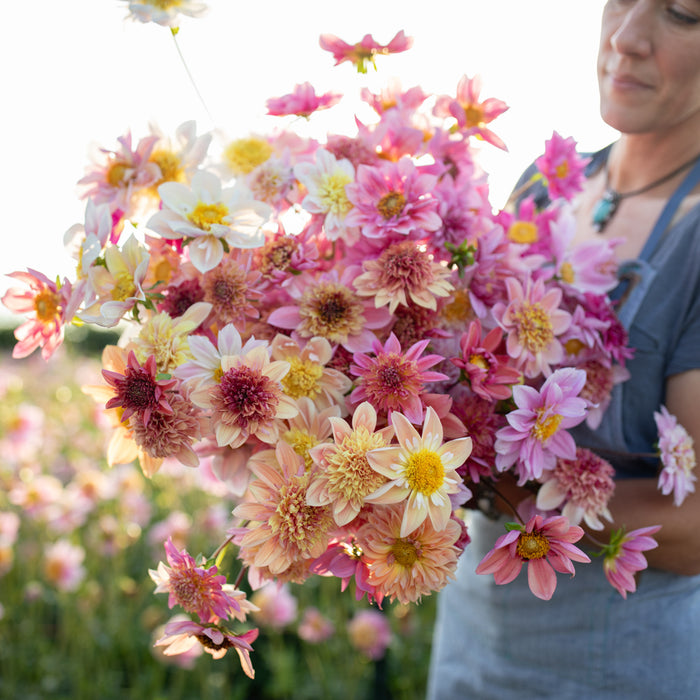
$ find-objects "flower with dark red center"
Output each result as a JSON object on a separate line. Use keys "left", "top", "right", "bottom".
{"left": 102, "top": 351, "right": 176, "bottom": 426}
{"left": 189, "top": 344, "right": 298, "bottom": 449}
{"left": 349, "top": 333, "right": 448, "bottom": 424}
{"left": 157, "top": 278, "right": 206, "bottom": 318}
{"left": 129, "top": 391, "right": 206, "bottom": 475}
{"left": 150, "top": 537, "right": 242, "bottom": 624}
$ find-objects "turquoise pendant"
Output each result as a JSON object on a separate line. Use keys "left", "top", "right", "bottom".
{"left": 591, "top": 190, "right": 620, "bottom": 233}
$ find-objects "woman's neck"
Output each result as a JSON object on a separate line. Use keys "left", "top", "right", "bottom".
{"left": 608, "top": 126, "right": 700, "bottom": 193}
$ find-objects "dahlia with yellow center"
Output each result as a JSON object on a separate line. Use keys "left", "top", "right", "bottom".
{"left": 306, "top": 402, "right": 395, "bottom": 526}
{"left": 132, "top": 302, "right": 211, "bottom": 374}
{"left": 233, "top": 442, "right": 334, "bottom": 577}
{"left": 356, "top": 502, "right": 463, "bottom": 604}
{"left": 365, "top": 407, "right": 472, "bottom": 537}
{"left": 294, "top": 149, "right": 356, "bottom": 241}
{"left": 281, "top": 397, "right": 338, "bottom": 470}
{"left": 492, "top": 275, "right": 572, "bottom": 378}
{"left": 270, "top": 334, "right": 352, "bottom": 413}
{"left": 223, "top": 137, "right": 273, "bottom": 175}
{"left": 494, "top": 367, "right": 588, "bottom": 483}
{"left": 476, "top": 514, "right": 590, "bottom": 601}
{"left": 80, "top": 231, "right": 150, "bottom": 328}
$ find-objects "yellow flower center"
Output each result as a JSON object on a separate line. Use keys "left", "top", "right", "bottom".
{"left": 150, "top": 149, "right": 184, "bottom": 184}
{"left": 404, "top": 448, "right": 444, "bottom": 495}
{"left": 377, "top": 191, "right": 406, "bottom": 219}
{"left": 514, "top": 302, "right": 554, "bottom": 353}
{"left": 283, "top": 428, "right": 318, "bottom": 470}
{"left": 391, "top": 539, "right": 419, "bottom": 567}
{"left": 111, "top": 273, "right": 137, "bottom": 301}
{"left": 516, "top": 531, "right": 550, "bottom": 560}
{"left": 327, "top": 426, "right": 387, "bottom": 497}
{"left": 34, "top": 288, "right": 61, "bottom": 322}
{"left": 564, "top": 338, "right": 586, "bottom": 356}
{"left": 317, "top": 172, "right": 353, "bottom": 215}
{"left": 507, "top": 221, "right": 538, "bottom": 245}
{"left": 188, "top": 201, "right": 229, "bottom": 231}
{"left": 106, "top": 161, "right": 131, "bottom": 187}
{"left": 441, "top": 288, "right": 473, "bottom": 325}
{"left": 555, "top": 162, "right": 569, "bottom": 179}
{"left": 559, "top": 262, "right": 575, "bottom": 285}
{"left": 148, "top": 0, "right": 183, "bottom": 8}
{"left": 469, "top": 353, "right": 489, "bottom": 370}
{"left": 533, "top": 409, "right": 563, "bottom": 443}
{"left": 223, "top": 138, "right": 273, "bottom": 175}
{"left": 463, "top": 104, "right": 485, "bottom": 128}
{"left": 281, "top": 357, "right": 324, "bottom": 399}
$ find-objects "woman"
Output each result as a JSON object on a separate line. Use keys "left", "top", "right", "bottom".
{"left": 427, "top": 1, "right": 700, "bottom": 697}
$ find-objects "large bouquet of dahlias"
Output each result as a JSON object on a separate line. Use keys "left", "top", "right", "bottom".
{"left": 2, "top": 4, "right": 694, "bottom": 678}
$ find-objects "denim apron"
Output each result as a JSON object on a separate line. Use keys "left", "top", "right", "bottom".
{"left": 427, "top": 152, "right": 700, "bottom": 699}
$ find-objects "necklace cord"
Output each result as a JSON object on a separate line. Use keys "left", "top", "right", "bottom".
{"left": 605, "top": 151, "right": 700, "bottom": 199}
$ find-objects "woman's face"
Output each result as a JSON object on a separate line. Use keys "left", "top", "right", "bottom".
{"left": 598, "top": 0, "right": 700, "bottom": 135}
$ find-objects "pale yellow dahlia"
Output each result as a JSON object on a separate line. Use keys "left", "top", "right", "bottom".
{"left": 365, "top": 407, "right": 472, "bottom": 537}
{"left": 306, "top": 402, "right": 395, "bottom": 526}
{"left": 271, "top": 334, "right": 352, "bottom": 414}
{"left": 132, "top": 302, "right": 211, "bottom": 374}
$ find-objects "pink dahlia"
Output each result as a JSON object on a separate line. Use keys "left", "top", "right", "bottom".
{"left": 492, "top": 274, "right": 572, "bottom": 378}
{"left": 536, "top": 447, "right": 615, "bottom": 529}
{"left": 344, "top": 157, "right": 441, "bottom": 240}
{"left": 310, "top": 538, "right": 383, "bottom": 606}
{"left": 189, "top": 344, "right": 298, "bottom": 449}
{"left": 475, "top": 514, "right": 590, "bottom": 600}
{"left": 654, "top": 405, "right": 697, "bottom": 507}
{"left": 233, "top": 442, "right": 335, "bottom": 577}
{"left": 150, "top": 537, "right": 241, "bottom": 623}
{"left": 347, "top": 609, "right": 393, "bottom": 660}
{"left": 266, "top": 82, "right": 342, "bottom": 118}
{"left": 2, "top": 269, "right": 79, "bottom": 360}
{"left": 349, "top": 333, "right": 448, "bottom": 424}
{"left": 319, "top": 30, "right": 413, "bottom": 73}
{"left": 433, "top": 74, "right": 509, "bottom": 150}
{"left": 155, "top": 618, "right": 258, "bottom": 676}
{"left": 356, "top": 502, "right": 463, "bottom": 604}
{"left": 353, "top": 240, "right": 454, "bottom": 314}
{"left": 602, "top": 525, "right": 661, "bottom": 599}
{"left": 266, "top": 269, "right": 391, "bottom": 353}
{"left": 452, "top": 319, "right": 521, "bottom": 401}
{"left": 102, "top": 351, "right": 176, "bottom": 427}
{"left": 535, "top": 131, "right": 590, "bottom": 202}
{"left": 77, "top": 131, "right": 160, "bottom": 215}
{"left": 494, "top": 367, "right": 588, "bottom": 483}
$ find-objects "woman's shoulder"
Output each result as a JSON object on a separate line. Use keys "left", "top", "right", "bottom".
{"left": 509, "top": 144, "right": 612, "bottom": 210}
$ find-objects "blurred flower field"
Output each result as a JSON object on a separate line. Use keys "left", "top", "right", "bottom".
{"left": 0, "top": 327, "right": 437, "bottom": 699}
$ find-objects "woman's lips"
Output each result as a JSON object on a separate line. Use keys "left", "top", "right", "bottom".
{"left": 608, "top": 72, "right": 653, "bottom": 91}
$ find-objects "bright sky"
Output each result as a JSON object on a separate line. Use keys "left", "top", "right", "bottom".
{"left": 0, "top": 0, "right": 615, "bottom": 322}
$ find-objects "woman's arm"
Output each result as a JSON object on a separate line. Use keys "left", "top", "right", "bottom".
{"left": 485, "top": 369, "right": 700, "bottom": 575}
{"left": 605, "top": 368, "right": 700, "bottom": 575}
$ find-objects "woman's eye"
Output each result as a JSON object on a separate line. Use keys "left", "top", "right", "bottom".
{"left": 668, "top": 5, "right": 700, "bottom": 24}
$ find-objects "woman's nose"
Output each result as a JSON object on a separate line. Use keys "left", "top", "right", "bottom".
{"left": 610, "top": 3, "right": 654, "bottom": 58}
